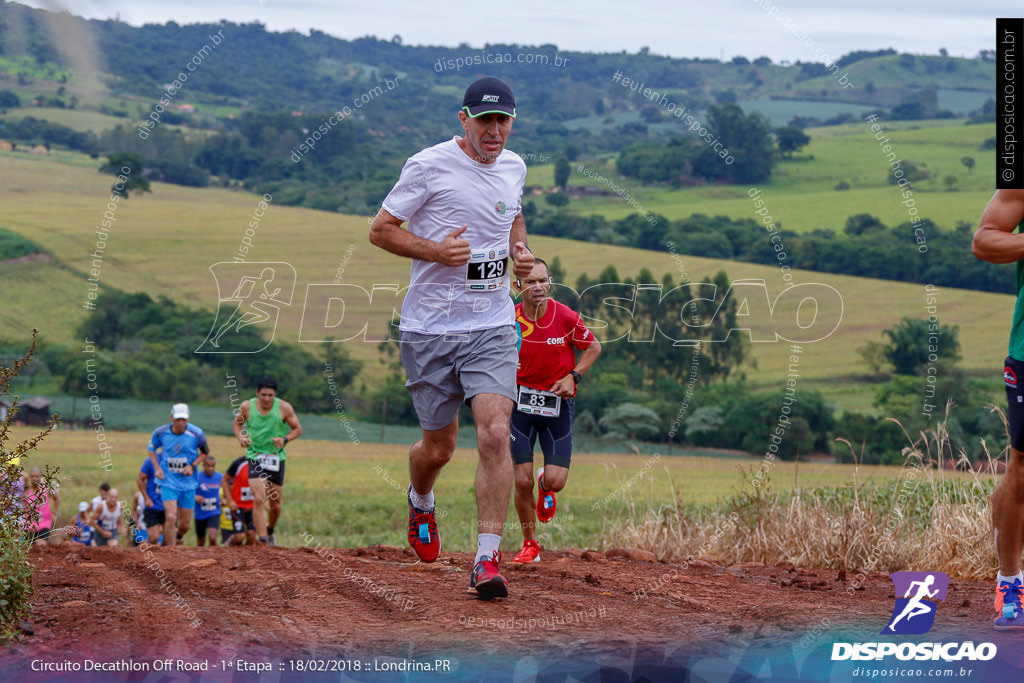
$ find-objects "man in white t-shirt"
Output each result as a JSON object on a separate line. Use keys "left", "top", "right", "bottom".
{"left": 369, "top": 76, "right": 534, "bottom": 600}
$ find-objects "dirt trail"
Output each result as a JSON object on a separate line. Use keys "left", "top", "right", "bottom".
{"left": 2, "top": 543, "right": 1019, "bottom": 681}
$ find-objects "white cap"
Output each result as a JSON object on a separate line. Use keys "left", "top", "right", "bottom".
{"left": 78, "top": 501, "right": 89, "bottom": 513}
{"left": 171, "top": 403, "right": 190, "bottom": 420}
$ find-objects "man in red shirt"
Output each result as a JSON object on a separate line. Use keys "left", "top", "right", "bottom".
{"left": 222, "top": 455, "right": 257, "bottom": 545}
{"left": 511, "top": 258, "right": 601, "bottom": 563}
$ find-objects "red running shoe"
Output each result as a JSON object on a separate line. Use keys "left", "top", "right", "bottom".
{"left": 536, "top": 467, "right": 556, "bottom": 523}
{"left": 513, "top": 539, "right": 541, "bottom": 564}
{"left": 469, "top": 551, "right": 508, "bottom": 599}
{"left": 407, "top": 486, "right": 440, "bottom": 562}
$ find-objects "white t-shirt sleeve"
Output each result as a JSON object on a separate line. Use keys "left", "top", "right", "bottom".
{"left": 382, "top": 156, "right": 431, "bottom": 222}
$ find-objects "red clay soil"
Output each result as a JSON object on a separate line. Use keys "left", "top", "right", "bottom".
{"left": 2, "top": 543, "right": 1018, "bottom": 680}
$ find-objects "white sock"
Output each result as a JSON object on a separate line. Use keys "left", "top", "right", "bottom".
{"left": 409, "top": 487, "right": 434, "bottom": 512}
{"left": 476, "top": 533, "right": 501, "bottom": 563}
{"left": 998, "top": 572, "right": 1023, "bottom": 587}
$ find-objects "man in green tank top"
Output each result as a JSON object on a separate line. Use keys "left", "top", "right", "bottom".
{"left": 971, "top": 188, "right": 1024, "bottom": 630}
{"left": 232, "top": 377, "right": 302, "bottom": 545}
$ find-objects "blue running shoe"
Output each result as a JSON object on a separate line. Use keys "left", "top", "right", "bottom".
{"left": 994, "top": 579, "right": 1024, "bottom": 630}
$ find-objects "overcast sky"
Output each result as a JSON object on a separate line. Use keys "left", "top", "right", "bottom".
{"left": 16, "top": 0, "right": 1001, "bottom": 63}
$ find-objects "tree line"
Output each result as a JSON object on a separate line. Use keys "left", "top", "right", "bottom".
{"left": 525, "top": 209, "right": 1012, "bottom": 295}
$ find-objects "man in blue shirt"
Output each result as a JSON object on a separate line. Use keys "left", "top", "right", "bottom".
{"left": 71, "top": 501, "right": 93, "bottom": 545}
{"left": 137, "top": 456, "right": 165, "bottom": 544}
{"left": 194, "top": 455, "right": 223, "bottom": 546}
{"left": 148, "top": 403, "right": 208, "bottom": 546}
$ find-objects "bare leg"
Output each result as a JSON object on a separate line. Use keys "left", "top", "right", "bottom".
{"left": 177, "top": 508, "right": 192, "bottom": 545}
{"left": 268, "top": 482, "right": 283, "bottom": 529}
{"left": 515, "top": 463, "right": 569, "bottom": 542}
{"left": 252, "top": 477, "right": 269, "bottom": 539}
{"left": 471, "top": 394, "right": 514, "bottom": 539}
{"left": 994, "top": 447, "right": 1024, "bottom": 576}
{"left": 162, "top": 501, "right": 178, "bottom": 547}
{"left": 409, "top": 420, "right": 459, "bottom": 498}
{"left": 513, "top": 462, "right": 538, "bottom": 543}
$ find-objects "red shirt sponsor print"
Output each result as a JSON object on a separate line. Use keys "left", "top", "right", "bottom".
{"left": 515, "top": 299, "right": 594, "bottom": 395}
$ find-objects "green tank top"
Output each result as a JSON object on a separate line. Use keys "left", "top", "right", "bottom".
{"left": 246, "top": 397, "right": 288, "bottom": 461}
{"left": 1010, "top": 221, "right": 1024, "bottom": 362}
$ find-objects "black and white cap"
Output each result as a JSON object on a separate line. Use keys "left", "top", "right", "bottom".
{"left": 462, "top": 76, "right": 517, "bottom": 118}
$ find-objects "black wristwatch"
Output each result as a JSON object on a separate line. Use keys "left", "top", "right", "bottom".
{"left": 570, "top": 371, "right": 582, "bottom": 384}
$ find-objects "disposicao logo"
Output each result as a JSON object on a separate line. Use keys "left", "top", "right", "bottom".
{"left": 883, "top": 571, "right": 948, "bottom": 635}
{"left": 831, "top": 570, "right": 997, "bottom": 663}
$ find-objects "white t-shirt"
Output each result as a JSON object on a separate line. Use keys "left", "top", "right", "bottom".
{"left": 382, "top": 137, "right": 526, "bottom": 335}
{"left": 97, "top": 502, "right": 121, "bottom": 532}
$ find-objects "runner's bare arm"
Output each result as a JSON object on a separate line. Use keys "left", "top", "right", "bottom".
{"left": 972, "top": 189, "right": 1024, "bottom": 263}
{"left": 369, "top": 209, "right": 471, "bottom": 266}
{"left": 222, "top": 474, "right": 237, "bottom": 511}
{"left": 550, "top": 339, "right": 602, "bottom": 397}
{"left": 148, "top": 450, "right": 165, "bottom": 479}
{"left": 233, "top": 401, "right": 251, "bottom": 448}
{"left": 272, "top": 400, "right": 303, "bottom": 449}
{"left": 137, "top": 470, "right": 153, "bottom": 507}
{"left": 509, "top": 213, "right": 533, "bottom": 278}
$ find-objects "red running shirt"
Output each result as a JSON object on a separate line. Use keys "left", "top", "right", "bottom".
{"left": 226, "top": 457, "right": 254, "bottom": 510}
{"left": 515, "top": 299, "right": 594, "bottom": 395}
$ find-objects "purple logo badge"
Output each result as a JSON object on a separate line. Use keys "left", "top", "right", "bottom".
{"left": 882, "top": 571, "right": 949, "bottom": 635}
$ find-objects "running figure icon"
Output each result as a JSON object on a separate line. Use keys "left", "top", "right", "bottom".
{"left": 886, "top": 575, "right": 939, "bottom": 632}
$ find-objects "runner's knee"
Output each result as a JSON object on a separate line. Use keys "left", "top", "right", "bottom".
{"left": 476, "top": 422, "right": 510, "bottom": 456}
{"left": 544, "top": 471, "right": 568, "bottom": 491}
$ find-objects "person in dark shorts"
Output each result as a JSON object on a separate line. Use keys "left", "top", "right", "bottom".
{"left": 137, "top": 456, "right": 165, "bottom": 544}
{"left": 369, "top": 76, "right": 534, "bottom": 599}
{"left": 194, "top": 455, "right": 223, "bottom": 546}
{"left": 233, "top": 378, "right": 302, "bottom": 545}
{"left": 510, "top": 258, "right": 601, "bottom": 563}
{"left": 223, "top": 455, "right": 257, "bottom": 545}
{"left": 971, "top": 188, "right": 1024, "bottom": 629}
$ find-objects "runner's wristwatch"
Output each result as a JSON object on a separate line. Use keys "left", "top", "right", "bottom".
{"left": 570, "top": 371, "right": 582, "bottom": 384}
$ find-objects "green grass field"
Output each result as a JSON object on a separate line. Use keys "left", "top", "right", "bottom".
{"left": 0, "top": 107, "right": 131, "bottom": 134}
{"left": 14, "top": 427, "right": 940, "bottom": 552}
{"left": 530, "top": 121, "right": 995, "bottom": 233}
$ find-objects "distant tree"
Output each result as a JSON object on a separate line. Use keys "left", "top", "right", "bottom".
{"left": 544, "top": 193, "right": 570, "bottom": 207}
{"left": 844, "top": 214, "right": 887, "bottom": 236}
{"left": 547, "top": 256, "right": 567, "bottom": 284}
{"left": 753, "top": 56, "right": 772, "bottom": 67}
{"left": 554, "top": 157, "right": 571, "bottom": 189}
{"left": 857, "top": 340, "right": 889, "bottom": 378}
{"left": 700, "top": 102, "right": 775, "bottom": 183}
{"left": 100, "top": 152, "right": 150, "bottom": 198}
{"left": 639, "top": 104, "right": 662, "bottom": 123}
{"left": 881, "top": 317, "right": 961, "bottom": 375}
{"left": 943, "top": 174, "right": 958, "bottom": 190}
{"left": 775, "top": 126, "right": 810, "bottom": 158}
{"left": 684, "top": 406, "right": 725, "bottom": 447}
{"left": 731, "top": 56, "right": 750, "bottom": 66}
{"left": 599, "top": 402, "right": 660, "bottom": 441}
{"left": 939, "top": 47, "right": 948, "bottom": 57}
{"left": 961, "top": 156, "right": 975, "bottom": 174}
{"left": 887, "top": 159, "right": 930, "bottom": 185}
{"left": 0, "top": 90, "right": 19, "bottom": 109}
